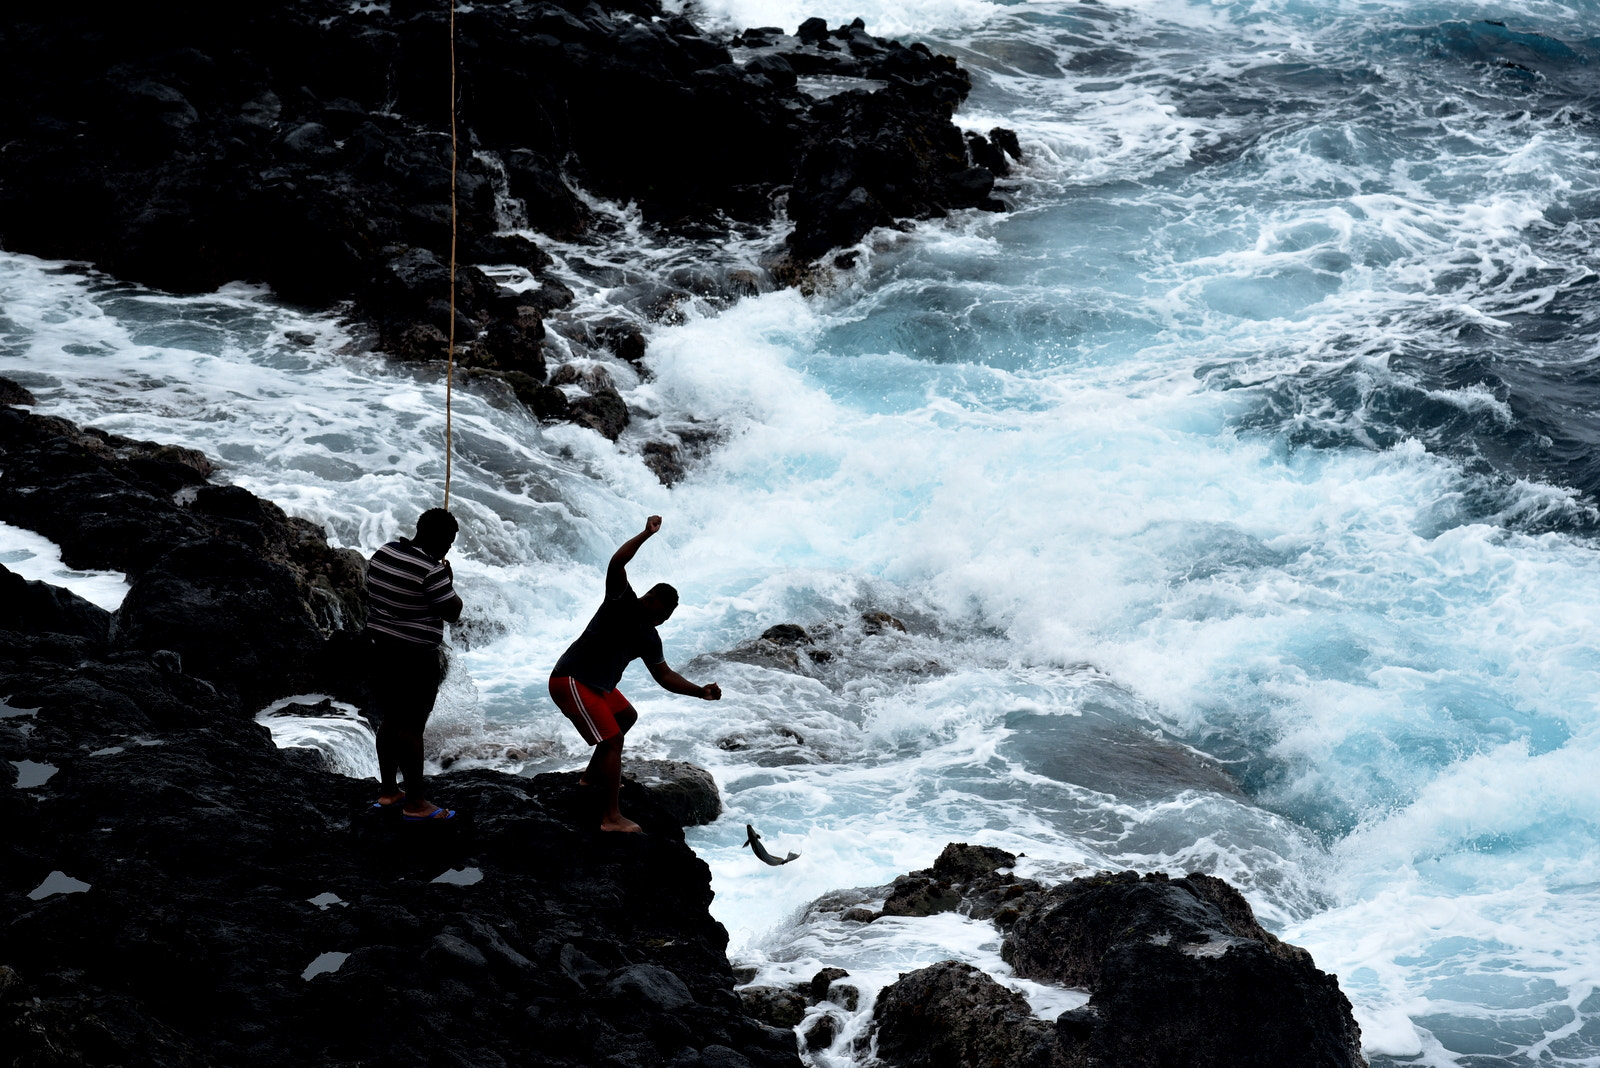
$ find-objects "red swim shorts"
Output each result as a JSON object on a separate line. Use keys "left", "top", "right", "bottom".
{"left": 548, "top": 675, "right": 634, "bottom": 745}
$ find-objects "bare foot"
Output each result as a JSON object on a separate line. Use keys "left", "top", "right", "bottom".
{"left": 600, "top": 815, "right": 643, "bottom": 833}
{"left": 577, "top": 777, "right": 592, "bottom": 788}
{"left": 374, "top": 791, "right": 405, "bottom": 808}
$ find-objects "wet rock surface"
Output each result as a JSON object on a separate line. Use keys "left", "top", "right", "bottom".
{"left": 0, "top": 402, "right": 799, "bottom": 1066}
{"left": 716, "top": 610, "right": 942, "bottom": 689}
{"left": 1001, "top": 869, "right": 1366, "bottom": 1068}
{"left": 999, "top": 711, "right": 1244, "bottom": 801}
{"left": 0, "top": 3, "right": 1018, "bottom": 447}
{"left": 626, "top": 758, "right": 723, "bottom": 827}
{"left": 804, "top": 841, "right": 1044, "bottom": 927}
{"left": 0, "top": 403, "right": 367, "bottom": 704}
{"left": 875, "top": 960, "right": 1056, "bottom": 1068}
{"left": 864, "top": 853, "right": 1368, "bottom": 1068}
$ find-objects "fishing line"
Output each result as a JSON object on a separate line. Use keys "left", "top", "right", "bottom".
{"left": 444, "top": 0, "right": 459, "bottom": 510}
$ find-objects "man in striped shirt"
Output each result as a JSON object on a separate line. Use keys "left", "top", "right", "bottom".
{"left": 365, "top": 507, "right": 464, "bottom": 820}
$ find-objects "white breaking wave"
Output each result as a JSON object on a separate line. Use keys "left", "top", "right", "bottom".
{"left": 7, "top": 0, "right": 1600, "bottom": 1062}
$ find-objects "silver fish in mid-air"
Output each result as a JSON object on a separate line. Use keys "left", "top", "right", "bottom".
{"left": 743, "top": 824, "right": 799, "bottom": 865}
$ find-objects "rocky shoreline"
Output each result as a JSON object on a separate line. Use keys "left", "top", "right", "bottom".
{"left": 4, "top": 2, "right": 1374, "bottom": 1061}
{"left": 1, "top": 0, "right": 1019, "bottom": 464}
{"left": 0, "top": 391, "right": 1369, "bottom": 1064}
{"left": 0, "top": 389, "right": 795, "bottom": 1067}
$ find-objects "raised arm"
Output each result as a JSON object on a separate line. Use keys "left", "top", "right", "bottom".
{"left": 606, "top": 515, "right": 662, "bottom": 595}
{"left": 647, "top": 659, "right": 721, "bottom": 701}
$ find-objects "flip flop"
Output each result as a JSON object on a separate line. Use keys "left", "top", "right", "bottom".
{"left": 372, "top": 795, "right": 406, "bottom": 809}
{"left": 402, "top": 807, "right": 456, "bottom": 822}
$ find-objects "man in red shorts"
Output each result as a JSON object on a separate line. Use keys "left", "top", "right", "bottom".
{"left": 549, "top": 514, "right": 721, "bottom": 832}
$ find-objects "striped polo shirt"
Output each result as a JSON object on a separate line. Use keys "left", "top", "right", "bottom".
{"left": 365, "top": 538, "right": 456, "bottom": 646}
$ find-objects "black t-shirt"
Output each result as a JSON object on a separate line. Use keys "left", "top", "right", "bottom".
{"left": 551, "top": 566, "right": 664, "bottom": 694}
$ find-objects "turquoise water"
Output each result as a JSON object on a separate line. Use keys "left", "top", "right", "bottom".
{"left": 8, "top": 0, "right": 1600, "bottom": 1061}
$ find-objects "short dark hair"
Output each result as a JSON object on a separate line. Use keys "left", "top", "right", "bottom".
{"left": 416, "top": 508, "right": 459, "bottom": 542}
{"left": 645, "top": 582, "right": 679, "bottom": 607}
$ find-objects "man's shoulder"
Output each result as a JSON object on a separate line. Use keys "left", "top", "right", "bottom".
{"left": 371, "top": 539, "right": 440, "bottom": 574}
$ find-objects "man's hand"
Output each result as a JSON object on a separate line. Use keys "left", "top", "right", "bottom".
{"left": 649, "top": 662, "right": 722, "bottom": 701}
{"left": 612, "top": 515, "right": 662, "bottom": 575}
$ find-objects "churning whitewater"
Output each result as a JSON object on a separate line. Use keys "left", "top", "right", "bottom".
{"left": 7, "top": 0, "right": 1600, "bottom": 1063}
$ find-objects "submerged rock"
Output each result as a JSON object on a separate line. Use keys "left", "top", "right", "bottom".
{"left": 741, "top": 985, "right": 809, "bottom": 1028}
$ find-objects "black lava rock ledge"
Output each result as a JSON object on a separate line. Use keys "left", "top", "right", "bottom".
{"left": 0, "top": 388, "right": 799, "bottom": 1067}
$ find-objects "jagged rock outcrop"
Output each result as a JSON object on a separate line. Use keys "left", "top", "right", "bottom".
{"left": 0, "top": 402, "right": 367, "bottom": 708}
{"left": 803, "top": 841, "right": 1043, "bottom": 926}
{"left": 875, "top": 961, "right": 1055, "bottom": 1068}
{"left": 862, "top": 852, "right": 1367, "bottom": 1068}
{"left": 1001, "top": 870, "right": 1366, "bottom": 1068}
{"left": 0, "top": 404, "right": 365, "bottom": 630}
{"left": 0, "top": 564, "right": 112, "bottom": 645}
{"left": 0, "top": 4, "right": 1019, "bottom": 443}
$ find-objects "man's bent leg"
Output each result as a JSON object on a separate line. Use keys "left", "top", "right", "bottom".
{"left": 549, "top": 677, "right": 628, "bottom": 788}
{"left": 583, "top": 705, "right": 637, "bottom": 786}
{"left": 596, "top": 733, "right": 641, "bottom": 833}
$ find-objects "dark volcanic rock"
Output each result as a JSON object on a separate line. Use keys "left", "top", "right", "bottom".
{"left": 740, "top": 985, "right": 808, "bottom": 1028}
{"left": 0, "top": 3, "right": 1015, "bottom": 455}
{"left": 809, "top": 966, "right": 849, "bottom": 1002}
{"left": 0, "top": 563, "right": 112, "bottom": 644}
{"left": 569, "top": 384, "right": 632, "bottom": 441}
{"left": 504, "top": 150, "right": 591, "bottom": 239}
{"left": 643, "top": 440, "right": 687, "bottom": 485}
{"left": 0, "top": 402, "right": 800, "bottom": 1068}
{"left": 0, "top": 405, "right": 366, "bottom": 700}
{"left": 627, "top": 759, "right": 722, "bottom": 826}
{"left": 0, "top": 410, "right": 211, "bottom": 576}
{"left": 858, "top": 851, "right": 1367, "bottom": 1068}
{"left": 802, "top": 1012, "right": 839, "bottom": 1051}
{"left": 0, "top": 746, "right": 803, "bottom": 1067}
{"left": 0, "top": 376, "right": 36, "bottom": 406}
{"left": 115, "top": 538, "right": 324, "bottom": 707}
{"left": 783, "top": 73, "right": 986, "bottom": 261}
{"left": 871, "top": 842, "right": 1042, "bottom": 926}
{"left": 1001, "top": 870, "right": 1367, "bottom": 1068}
{"left": 875, "top": 960, "right": 1055, "bottom": 1068}
{"left": 0, "top": 5, "right": 1005, "bottom": 422}
{"left": 502, "top": 370, "right": 572, "bottom": 421}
